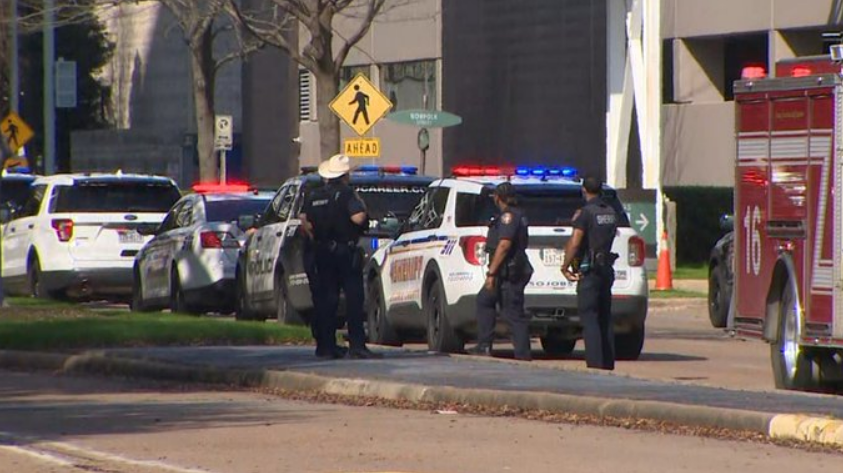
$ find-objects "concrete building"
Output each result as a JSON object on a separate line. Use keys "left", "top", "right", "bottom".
{"left": 662, "top": 0, "right": 843, "bottom": 187}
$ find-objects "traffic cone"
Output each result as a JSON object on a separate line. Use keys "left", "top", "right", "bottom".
{"left": 655, "top": 230, "right": 673, "bottom": 291}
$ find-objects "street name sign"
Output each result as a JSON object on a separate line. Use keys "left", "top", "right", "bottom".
{"left": 1, "top": 112, "right": 34, "bottom": 153}
{"left": 330, "top": 74, "right": 393, "bottom": 136}
{"left": 344, "top": 138, "right": 381, "bottom": 158}
{"left": 387, "top": 109, "right": 462, "bottom": 128}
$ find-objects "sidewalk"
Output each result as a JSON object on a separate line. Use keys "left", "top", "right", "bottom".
{"left": 2, "top": 346, "right": 841, "bottom": 447}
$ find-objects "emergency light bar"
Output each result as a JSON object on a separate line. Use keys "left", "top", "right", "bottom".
{"left": 193, "top": 183, "right": 254, "bottom": 194}
{"left": 355, "top": 165, "right": 418, "bottom": 175}
{"left": 451, "top": 165, "right": 578, "bottom": 178}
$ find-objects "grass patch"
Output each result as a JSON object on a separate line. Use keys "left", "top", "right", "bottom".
{"left": 648, "top": 264, "right": 708, "bottom": 280}
{"left": 649, "top": 289, "right": 706, "bottom": 299}
{"left": 5, "top": 296, "right": 77, "bottom": 309}
{"left": 0, "top": 309, "right": 313, "bottom": 351}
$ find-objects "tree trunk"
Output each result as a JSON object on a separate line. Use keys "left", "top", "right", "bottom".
{"left": 190, "top": 28, "right": 217, "bottom": 182}
{"left": 314, "top": 67, "right": 340, "bottom": 160}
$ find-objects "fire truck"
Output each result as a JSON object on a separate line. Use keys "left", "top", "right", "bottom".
{"left": 734, "top": 55, "right": 843, "bottom": 392}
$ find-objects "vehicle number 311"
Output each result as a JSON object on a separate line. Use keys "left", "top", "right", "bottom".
{"left": 743, "top": 205, "right": 761, "bottom": 276}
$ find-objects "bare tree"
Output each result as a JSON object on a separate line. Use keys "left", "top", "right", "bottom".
{"left": 228, "top": 0, "right": 386, "bottom": 160}
{"left": 6, "top": 0, "right": 261, "bottom": 181}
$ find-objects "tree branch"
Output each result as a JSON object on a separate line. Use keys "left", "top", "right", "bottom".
{"left": 333, "top": 0, "right": 385, "bottom": 70}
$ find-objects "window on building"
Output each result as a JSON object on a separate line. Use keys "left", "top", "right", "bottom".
{"left": 340, "top": 65, "right": 371, "bottom": 90}
{"left": 381, "top": 60, "right": 437, "bottom": 111}
{"left": 299, "top": 69, "right": 313, "bottom": 121}
{"left": 724, "top": 34, "right": 768, "bottom": 100}
{"left": 662, "top": 39, "right": 675, "bottom": 104}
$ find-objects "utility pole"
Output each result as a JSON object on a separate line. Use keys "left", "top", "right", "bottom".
{"left": 43, "top": 0, "right": 56, "bottom": 175}
{"left": 11, "top": 0, "right": 19, "bottom": 113}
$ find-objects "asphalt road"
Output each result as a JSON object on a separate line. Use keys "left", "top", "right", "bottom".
{"left": 1, "top": 371, "right": 841, "bottom": 473}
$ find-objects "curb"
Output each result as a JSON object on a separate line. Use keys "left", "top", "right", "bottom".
{"left": 1, "top": 349, "right": 840, "bottom": 448}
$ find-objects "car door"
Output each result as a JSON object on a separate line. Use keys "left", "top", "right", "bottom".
{"left": 382, "top": 185, "right": 450, "bottom": 316}
{"left": 247, "top": 185, "right": 289, "bottom": 303}
{"left": 277, "top": 183, "right": 313, "bottom": 311}
{"left": 140, "top": 201, "right": 184, "bottom": 301}
{"left": 163, "top": 199, "right": 197, "bottom": 296}
{"left": 253, "top": 182, "right": 300, "bottom": 301}
{"left": 2, "top": 184, "right": 46, "bottom": 284}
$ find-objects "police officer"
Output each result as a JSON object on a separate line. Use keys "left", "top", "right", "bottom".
{"left": 300, "top": 154, "right": 382, "bottom": 360}
{"left": 467, "top": 182, "right": 534, "bottom": 361}
{"left": 560, "top": 176, "right": 619, "bottom": 370}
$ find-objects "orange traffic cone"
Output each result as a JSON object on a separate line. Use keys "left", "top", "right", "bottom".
{"left": 655, "top": 231, "right": 673, "bottom": 291}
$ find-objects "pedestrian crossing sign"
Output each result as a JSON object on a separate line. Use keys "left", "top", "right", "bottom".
{"left": 1, "top": 112, "right": 34, "bottom": 154}
{"left": 330, "top": 73, "right": 393, "bottom": 136}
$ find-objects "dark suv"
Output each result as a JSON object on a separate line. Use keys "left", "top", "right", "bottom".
{"left": 708, "top": 216, "right": 734, "bottom": 328}
{"left": 235, "top": 166, "right": 435, "bottom": 323}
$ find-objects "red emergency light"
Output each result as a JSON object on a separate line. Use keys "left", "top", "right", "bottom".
{"left": 791, "top": 65, "right": 812, "bottom": 77}
{"left": 193, "top": 183, "right": 253, "bottom": 194}
{"left": 452, "top": 165, "right": 515, "bottom": 177}
{"left": 741, "top": 66, "right": 767, "bottom": 79}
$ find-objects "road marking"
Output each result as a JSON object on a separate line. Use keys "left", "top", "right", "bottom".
{"left": 0, "top": 430, "right": 214, "bottom": 472}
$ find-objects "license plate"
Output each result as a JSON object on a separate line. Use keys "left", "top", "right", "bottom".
{"left": 118, "top": 230, "right": 144, "bottom": 244}
{"left": 541, "top": 249, "right": 564, "bottom": 266}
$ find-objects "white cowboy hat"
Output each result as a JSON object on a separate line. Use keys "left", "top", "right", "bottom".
{"left": 318, "top": 154, "right": 352, "bottom": 179}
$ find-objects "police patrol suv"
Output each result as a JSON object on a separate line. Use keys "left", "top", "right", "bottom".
{"left": 235, "top": 166, "right": 435, "bottom": 323}
{"left": 365, "top": 166, "right": 649, "bottom": 358}
{"left": 1, "top": 172, "right": 181, "bottom": 300}
{"left": 132, "top": 184, "right": 273, "bottom": 314}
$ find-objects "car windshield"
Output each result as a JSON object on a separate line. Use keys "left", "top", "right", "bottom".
{"left": 53, "top": 181, "right": 181, "bottom": 213}
{"left": 1, "top": 179, "right": 34, "bottom": 209}
{"left": 455, "top": 186, "right": 631, "bottom": 227}
{"left": 353, "top": 184, "right": 428, "bottom": 220}
{"left": 204, "top": 198, "right": 271, "bottom": 223}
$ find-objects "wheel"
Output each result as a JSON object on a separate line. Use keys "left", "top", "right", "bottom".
{"left": 130, "top": 267, "right": 153, "bottom": 312}
{"left": 540, "top": 332, "right": 576, "bottom": 356}
{"left": 615, "top": 323, "right": 645, "bottom": 360}
{"left": 771, "top": 279, "right": 820, "bottom": 391}
{"left": 367, "top": 276, "right": 401, "bottom": 346}
{"left": 425, "top": 280, "right": 463, "bottom": 353}
{"left": 27, "top": 255, "right": 45, "bottom": 298}
{"left": 235, "top": 269, "right": 256, "bottom": 321}
{"left": 169, "top": 269, "right": 198, "bottom": 315}
{"left": 708, "top": 265, "right": 729, "bottom": 328}
{"left": 275, "top": 273, "right": 301, "bottom": 325}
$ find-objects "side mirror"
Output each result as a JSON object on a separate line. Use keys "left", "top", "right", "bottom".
{"left": 0, "top": 204, "right": 15, "bottom": 224}
{"left": 720, "top": 214, "right": 734, "bottom": 232}
{"left": 238, "top": 214, "right": 258, "bottom": 232}
{"left": 136, "top": 223, "right": 159, "bottom": 236}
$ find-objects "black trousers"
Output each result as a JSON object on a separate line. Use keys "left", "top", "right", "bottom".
{"left": 310, "top": 244, "right": 366, "bottom": 352}
{"left": 476, "top": 274, "right": 532, "bottom": 360}
{"left": 577, "top": 267, "right": 615, "bottom": 370}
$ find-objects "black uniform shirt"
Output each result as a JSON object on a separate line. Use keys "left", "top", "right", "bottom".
{"left": 487, "top": 206, "right": 529, "bottom": 261}
{"left": 303, "top": 182, "right": 367, "bottom": 243}
{"left": 572, "top": 196, "right": 618, "bottom": 256}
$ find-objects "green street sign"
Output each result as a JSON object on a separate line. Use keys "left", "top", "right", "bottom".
{"left": 623, "top": 201, "right": 656, "bottom": 246}
{"left": 387, "top": 109, "right": 463, "bottom": 128}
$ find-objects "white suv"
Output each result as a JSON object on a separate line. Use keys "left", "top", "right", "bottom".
{"left": 1, "top": 173, "right": 181, "bottom": 300}
{"left": 365, "top": 166, "right": 649, "bottom": 359}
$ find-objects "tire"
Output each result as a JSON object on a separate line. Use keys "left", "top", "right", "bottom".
{"left": 235, "top": 268, "right": 256, "bottom": 321}
{"left": 130, "top": 267, "right": 153, "bottom": 312}
{"left": 708, "top": 266, "right": 729, "bottom": 328}
{"left": 367, "top": 276, "right": 401, "bottom": 346}
{"left": 425, "top": 280, "right": 464, "bottom": 353}
{"left": 275, "top": 273, "right": 301, "bottom": 325}
{"left": 540, "top": 332, "right": 576, "bottom": 356}
{"left": 27, "top": 255, "right": 45, "bottom": 299}
{"left": 771, "top": 279, "right": 820, "bottom": 391}
{"left": 169, "top": 269, "right": 198, "bottom": 315}
{"left": 615, "top": 323, "right": 645, "bottom": 361}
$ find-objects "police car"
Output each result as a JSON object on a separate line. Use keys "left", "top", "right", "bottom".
{"left": 132, "top": 184, "right": 273, "bottom": 314}
{"left": 1, "top": 172, "right": 181, "bottom": 300}
{"left": 235, "top": 166, "right": 435, "bottom": 323}
{"left": 365, "top": 165, "right": 649, "bottom": 358}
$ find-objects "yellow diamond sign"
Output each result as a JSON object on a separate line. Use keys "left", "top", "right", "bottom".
{"left": 330, "top": 73, "right": 393, "bottom": 136}
{"left": 1, "top": 112, "right": 34, "bottom": 153}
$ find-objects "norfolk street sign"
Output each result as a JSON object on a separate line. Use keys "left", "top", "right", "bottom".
{"left": 330, "top": 74, "right": 393, "bottom": 136}
{"left": 215, "top": 115, "right": 233, "bottom": 151}
{"left": 387, "top": 109, "right": 462, "bottom": 128}
{"left": 1, "top": 112, "right": 34, "bottom": 154}
{"left": 344, "top": 138, "right": 381, "bottom": 158}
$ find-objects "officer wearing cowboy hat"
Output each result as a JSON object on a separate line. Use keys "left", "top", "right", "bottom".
{"left": 300, "top": 154, "right": 382, "bottom": 359}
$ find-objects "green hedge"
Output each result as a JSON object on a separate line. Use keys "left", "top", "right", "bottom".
{"left": 664, "top": 187, "right": 733, "bottom": 265}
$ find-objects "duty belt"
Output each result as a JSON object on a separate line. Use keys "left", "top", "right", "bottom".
{"left": 316, "top": 240, "right": 357, "bottom": 252}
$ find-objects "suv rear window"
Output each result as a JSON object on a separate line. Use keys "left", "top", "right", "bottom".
{"left": 455, "top": 186, "right": 631, "bottom": 227}
{"left": 53, "top": 181, "right": 181, "bottom": 213}
{"left": 1, "top": 179, "right": 34, "bottom": 209}
{"left": 353, "top": 184, "right": 428, "bottom": 220}
{"left": 205, "top": 198, "right": 271, "bottom": 223}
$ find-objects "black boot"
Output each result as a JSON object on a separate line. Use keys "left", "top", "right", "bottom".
{"left": 466, "top": 344, "right": 493, "bottom": 356}
{"left": 348, "top": 345, "right": 384, "bottom": 359}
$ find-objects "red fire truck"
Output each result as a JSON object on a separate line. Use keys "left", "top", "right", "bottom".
{"left": 734, "top": 55, "right": 843, "bottom": 392}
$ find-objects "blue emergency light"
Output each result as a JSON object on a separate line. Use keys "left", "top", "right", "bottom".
{"left": 355, "top": 165, "right": 418, "bottom": 175}
{"left": 514, "top": 166, "right": 577, "bottom": 178}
